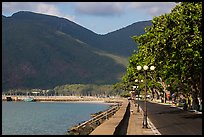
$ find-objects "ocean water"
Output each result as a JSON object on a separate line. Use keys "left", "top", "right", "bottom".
{"left": 2, "top": 101, "right": 110, "bottom": 135}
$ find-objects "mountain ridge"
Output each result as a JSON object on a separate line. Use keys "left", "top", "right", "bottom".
{"left": 2, "top": 11, "right": 152, "bottom": 91}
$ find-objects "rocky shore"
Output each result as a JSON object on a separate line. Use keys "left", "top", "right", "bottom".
{"left": 2, "top": 95, "right": 124, "bottom": 103}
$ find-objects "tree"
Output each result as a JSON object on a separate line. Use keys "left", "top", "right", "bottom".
{"left": 119, "top": 2, "right": 202, "bottom": 109}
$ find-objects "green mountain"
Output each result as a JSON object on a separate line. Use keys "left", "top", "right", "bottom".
{"left": 2, "top": 11, "right": 152, "bottom": 91}
{"left": 100, "top": 20, "right": 152, "bottom": 56}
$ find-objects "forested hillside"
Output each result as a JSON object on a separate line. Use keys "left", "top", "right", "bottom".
{"left": 2, "top": 11, "right": 152, "bottom": 91}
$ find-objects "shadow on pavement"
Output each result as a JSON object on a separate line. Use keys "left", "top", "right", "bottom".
{"left": 157, "top": 109, "right": 184, "bottom": 115}
{"left": 182, "top": 114, "right": 202, "bottom": 119}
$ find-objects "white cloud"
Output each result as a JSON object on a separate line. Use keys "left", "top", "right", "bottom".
{"left": 129, "top": 2, "right": 178, "bottom": 16}
{"left": 2, "top": 2, "right": 178, "bottom": 29}
{"left": 2, "top": 2, "right": 34, "bottom": 14}
{"left": 2, "top": 2, "right": 76, "bottom": 22}
{"left": 72, "top": 2, "right": 177, "bottom": 17}
{"left": 35, "top": 3, "right": 60, "bottom": 15}
{"left": 35, "top": 3, "right": 76, "bottom": 21}
{"left": 74, "top": 2, "right": 125, "bottom": 16}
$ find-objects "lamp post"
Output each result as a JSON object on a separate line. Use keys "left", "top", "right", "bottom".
{"left": 135, "top": 79, "right": 142, "bottom": 112}
{"left": 132, "top": 86, "right": 137, "bottom": 104}
{"left": 137, "top": 65, "right": 155, "bottom": 128}
{"left": 137, "top": 79, "right": 143, "bottom": 112}
{"left": 135, "top": 79, "right": 139, "bottom": 112}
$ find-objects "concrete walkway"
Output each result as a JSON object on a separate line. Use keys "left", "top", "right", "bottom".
{"left": 90, "top": 99, "right": 161, "bottom": 135}
{"left": 127, "top": 100, "right": 161, "bottom": 135}
{"left": 90, "top": 99, "right": 129, "bottom": 135}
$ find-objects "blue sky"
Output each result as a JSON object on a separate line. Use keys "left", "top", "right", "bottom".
{"left": 2, "top": 2, "right": 178, "bottom": 34}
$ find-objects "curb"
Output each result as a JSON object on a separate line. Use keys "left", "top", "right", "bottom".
{"left": 138, "top": 106, "right": 161, "bottom": 135}
{"left": 147, "top": 117, "right": 161, "bottom": 135}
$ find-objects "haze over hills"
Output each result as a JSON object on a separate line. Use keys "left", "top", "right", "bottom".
{"left": 2, "top": 11, "right": 152, "bottom": 91}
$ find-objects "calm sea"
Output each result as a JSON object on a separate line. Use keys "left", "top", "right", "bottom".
{"left": 2, "top": 101, "right": 110, "bottom": 135}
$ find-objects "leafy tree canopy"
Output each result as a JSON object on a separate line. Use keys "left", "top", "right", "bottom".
{"left": 117, "top": 2, "right": 202, "bottom": 99}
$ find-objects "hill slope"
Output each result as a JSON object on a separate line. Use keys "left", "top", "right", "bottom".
{"left": 2, "top": 11, "right": 152, "bottom": 90}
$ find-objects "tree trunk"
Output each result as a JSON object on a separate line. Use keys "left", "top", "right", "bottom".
{"left": 158, "top": 77, "right": 170, "bottom": 103}
{"left": 191, "top": 85, "right": 199, "bottom": 111}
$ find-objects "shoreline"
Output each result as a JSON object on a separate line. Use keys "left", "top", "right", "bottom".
{"left": 36, "top": 100, "right": 119, "bottom": 105}
{"left": 2, "top": 95, "right": 124, "bottom": 107}
{"left": 2, "top": 100, "right": 120, "bottom": 106}
{"left": 2, "top": 95, "right": 124, "bottom": 104}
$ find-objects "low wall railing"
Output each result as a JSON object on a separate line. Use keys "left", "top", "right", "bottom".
{"left": 67, "top": 103, "right": 122, "bottom": 135}
{"left": 89, "top": 99, "right": 129, "bottom": 135}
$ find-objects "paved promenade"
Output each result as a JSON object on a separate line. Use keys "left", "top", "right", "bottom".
{"left": 127, "top": 100, "right": 160, "bottom": 135}
{"left": 90, "top": 99, "right": 160, "bottom": 135}
{"left": 90, "top": 99, "right": 129, "bottom": 135}
{"left": 90, "top": 98, "right": 202, "bottom": 135}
